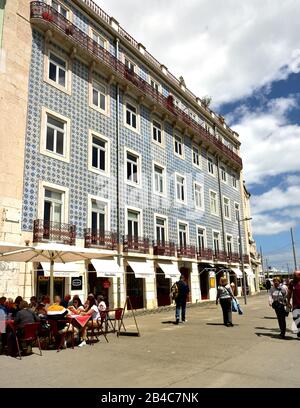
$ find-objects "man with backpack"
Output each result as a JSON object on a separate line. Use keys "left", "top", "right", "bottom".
{"left": 172, "top": 275, "right": 190, "bottom": 325}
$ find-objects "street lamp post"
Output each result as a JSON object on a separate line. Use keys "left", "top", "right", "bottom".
{"left": 237, "top": 213, "right": 252, "bottom": 305}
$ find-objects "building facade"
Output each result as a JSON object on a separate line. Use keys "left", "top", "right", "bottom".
{"left": 0, "top": 0, "right": 256, "bottom": 308}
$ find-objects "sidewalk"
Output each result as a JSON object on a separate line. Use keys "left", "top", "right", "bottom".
{"left": 1, "top": 291, "right": 299, "bottom": 388}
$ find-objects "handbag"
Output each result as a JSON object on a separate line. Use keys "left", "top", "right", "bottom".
{"left": 231, "top": 298, "right": 238, "bottom": 312}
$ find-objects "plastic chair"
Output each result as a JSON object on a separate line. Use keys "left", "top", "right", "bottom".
{"left": 15, "top": 322, "right": 42, "bottom": 360}
{"left": 48, "top": 319, "right": 75, "bottom": 352}
{"left": 107, "top": 308, "right": 126, "bottom": 335}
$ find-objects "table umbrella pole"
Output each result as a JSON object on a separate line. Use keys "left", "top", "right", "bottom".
{"left": 50, "top": 259, "right": 54, "bottom": 303}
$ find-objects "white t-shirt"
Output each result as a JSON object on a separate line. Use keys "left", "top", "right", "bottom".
{"left": 98, "top": 301, "right": 107, "bottom": 312}
{"left": 90, "top": 304, "right": 100, "bottom": 320}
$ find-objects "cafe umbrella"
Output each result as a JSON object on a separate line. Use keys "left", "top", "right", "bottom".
{"left": 0, "top": 242, "right": 108, "bottom": 302}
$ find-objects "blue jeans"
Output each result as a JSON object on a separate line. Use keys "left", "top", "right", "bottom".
{"left": 175, "top": 299, "right": 187, "bottom": 321}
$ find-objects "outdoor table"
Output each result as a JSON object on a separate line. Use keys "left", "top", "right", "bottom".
{"left": 67, "top": 314, "right": 90, "bottom": 328}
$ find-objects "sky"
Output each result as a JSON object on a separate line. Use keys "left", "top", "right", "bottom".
{"left": 97, "top": 0, "right": 300, "bottom": 272}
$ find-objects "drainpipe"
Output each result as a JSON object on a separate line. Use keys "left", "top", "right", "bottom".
{"left": 115, "top": 38, "right": 121, "bottom": 308}
{"left": 216, "top": 156, "right": 227, "bottom": 265}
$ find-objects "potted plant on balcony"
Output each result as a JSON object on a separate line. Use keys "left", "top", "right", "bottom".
{"left": 42, "top": 11, "right": 54, "bottom": 22}
{"left": 65, "top": 24, "right": 74, "bottom": 36}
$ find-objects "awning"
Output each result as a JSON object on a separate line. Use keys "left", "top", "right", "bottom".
{"left": 245, "top": 267, "right": 255, "bottom": 277}
{"left": 157, "top": 262, "right": 180, "bottom": 279}
{"left": 91, "top": 257, "right": 123, "bottom": 277}
{"left": 127, "top": 259, "right": 154, "bottom": 278}
{"left": 230, "top": 268, "right": 243, "bottom": 278}
{"left": 41, "top": 262, "right": 81, "bottom": 277}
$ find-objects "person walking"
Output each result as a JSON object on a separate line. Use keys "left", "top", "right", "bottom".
{"left": 265, "top": 279, "right": 271, "bottom": 292}
{"left": 174, "top": 275, "right": 190, "bottom": 325}
{"left": 287, "top": 271, "right": 300, "bottom": 338}
{"left": 216, "top": 276, "right": 234, "bottom": 327}
{"left": 269, "top": 276, "right": 288, "bottom": 339}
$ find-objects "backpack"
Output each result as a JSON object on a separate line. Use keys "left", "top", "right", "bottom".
{"left": 170, "top": 282, "right": 179, "bottom": 300}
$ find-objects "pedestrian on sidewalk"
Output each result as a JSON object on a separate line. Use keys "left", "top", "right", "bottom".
{"left": 269, "top": 276, "right": 288, "bottom": 339}
{"left": 173, "top": 275, "right": 190, "bottom": 324}
{"left": 265, "top": 279, "right": 271, "bottom": 292}
{"left": 216, "top": 276, "right": 234, "bottom": 327}
{"left": 287, "top": 271, "right": 300, "bottom": 338}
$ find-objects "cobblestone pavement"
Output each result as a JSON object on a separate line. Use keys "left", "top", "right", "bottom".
{"left": 1, "top": 292, "right": 299, "bottom": 388}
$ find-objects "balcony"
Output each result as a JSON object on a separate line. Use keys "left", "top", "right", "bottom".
{"left": 84, "top": 229, "right": 117, "bottom": 250}
{"left": 153, "top": 241, "right": 176, "bottom": 257}
{"left": 123, "top": 235, "right": 149, "bottom": 254}
{"left": 30, "top": 2, "right": 242, "bottom": 169}
{"left": 177, "top": 245, "right": 196, "bottom": 259}
{"left": 33, "top": 219, "right": 76, "bottom": 245}
{"left": 243, "top": 254, "right": 250, "bottom": 264}
{"left": 197, "top": 248, "right": 213, "bottom": 261}
{"left": 213, "top": 250, "right": 228, "bottom": 262}
{"left": 227, "top": 252, "right": 240, "bottom": 263}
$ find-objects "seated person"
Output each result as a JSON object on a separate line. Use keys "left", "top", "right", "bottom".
{"left": 47, "top": 297, "right": 77, "bottom": 338}
{"left": 97, "top": 295, "right": 107, "bottom": 312}
{"left": 68, "top": 297, "right": 84, "bottom": 314}
{"left": 78, "top": 296, "right": 100, "bottom": 347}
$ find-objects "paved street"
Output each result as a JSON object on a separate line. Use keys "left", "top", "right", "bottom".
{"left": 1, "top": 292, "right": 299, "bottom": 388}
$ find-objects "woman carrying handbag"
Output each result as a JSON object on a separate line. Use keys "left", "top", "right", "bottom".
{"left": 216, "top": 277, "right": 235, "bottom": 327}
{"left": 269, "top": 276, "right": 288, "bottom": 339}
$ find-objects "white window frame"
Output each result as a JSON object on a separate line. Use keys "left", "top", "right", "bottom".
{"left": 149, "top": 75, "right": 161, "bottom": 93}
{"left": 44, "top": 47, "right": 71, "bottom": 94}
{"left": 124, "top": 147, "right": 142, "bottom": 188}
{"left": 124, "top": 97, "right": 140, "bottom": 133}
{"left": 207, "top": 154, "right": 215, "bottom": 176}
{"left": 212, "top": 230, "right": 221, "bottom": 254}
{"left": 125, "top": 205, "right": 143, "bottom": 236}
{"left": 38, "top": 180, "right": 69, "bottom": 223}
{"left": 223, "top": 196, "right": 231, "bottom": 220}
{"left": 153, "top": 161, "right": 167, "bottom": 197}
{"left": 88, "top": 129, "right": 110, "bottom": 177}
{"left": 196, "top": 225, "right": 207, "bottom": 250}
{"left": 234, "top": 202, "right": 240, "bottom": 222}
{"left": 87, "top": 194, "right": 110, "bottom": 232}
{"left": 175, "top": 172, "right": 187, "bottom": 205}
{"left": 177, "top": 220, "right": 189, "bottom": 247}
{"left": 124, "top": 55, "right": 137, "bottom": 74}
{"left": 232, "top": 173, "right": 238, "bottom": 189}
{"left": 151, "top": 117, "right": 164, "bottom": 147}
{"left": 226, "top": 234, "right": 234, "bottom": 255}
{"left": 40, "top": 107, "right": 70, "bottom": 163}
{"left": 89, "top": 27, "right": 107, "bottom": 50}
{"left": 220, "top": 164, "right": 227, "bottom": 183}
{"left": 194, "top": 182, "right": 204, "bottom": 210}
{"left": 173, "top": 133, "right": 184, "bottom": 159}
{"left": 209, "top": 189, "right": 219, "bottom": 216}
{"left": 51, "top": 0, "right": 70, "bottom": 19}
{"left": 154, "top": 213, "right": 169, "bottom": 243}
{"left": 89, "top": 77, "right": 110, "bottom": 117}
{"left": 192, "top": 144, "right": 201, "bottom": 168}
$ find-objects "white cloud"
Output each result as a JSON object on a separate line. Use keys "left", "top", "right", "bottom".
{"left": 232, "top": 96, "right": 300, "bottom": 185}
{"left": 97, "top": 0, "right": 300, "bottom": 105}
{"left": 251, "top": 185, "right": 300, "bottom": 214}
{"left": 252, "top": 213, "right": 296, "bottom": 235}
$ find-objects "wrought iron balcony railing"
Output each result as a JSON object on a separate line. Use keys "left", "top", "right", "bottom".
{"left": 30, "top": 2, "right": 242, "bottom": 168}
{"left": 243, "top": 254, "right": 250, "bottom": 264}
{"left": 213, "top": 250, "right": 228, "bottom": 262}
{"left": 153, "top": 241, "right": 176, "bottom": 257}
{"left": 33, "top": 219, "right": 76, "bottom": 245}
{"left": 84, "top": 229, "right": 117, "bottom": 250}
{"left": 197, "top": 248, "right": 213, "bottom": 261}
{"left": 177, "top": 245, "right": 196, "bottom": 259}
{"left": 227, "top": 252, "right": 240, "bottom": 263}
{"left": 123, "top": 235, "right": 149, "bottom": 254}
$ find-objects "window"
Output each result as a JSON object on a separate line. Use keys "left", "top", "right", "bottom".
{"left": 210, "top": 190, "right": 218, "bottom": 215}
{"left": 194, "top": 182, "right": 204, "bottom": 210}
{"left": 197, "top": 227, "right": 206, "bottom": 251}
{"left": 152, "top": 120, "right": 162, "bottom": 144}
{"left": 178, "top": 223, "right": 188, "bottom": 248}
{"left": 124, "top": 57, "right": 136, "bottom": 73}
{"left": 176, "top": 174, "right": 186, "bottom": 203}
{"left": 207, "top": 156, "right": 214, "bottom": 175}
{"left": 155, "top": 216, "right": 167, "bottom": 244}
{"left": 52, "top": 0, "right": 68, "bottom": 18}
{"left": 91, "top": 199, "right": 106, "bottom": 235}
{"left": 226, "top": 235, "right": 233, "bottom": 255}
{"left": 45, "top": 114, "right": 66, "bottom": 156}
{"left": 234, "top": 202, "right": 240, "bottom": 222}
{"left": 150, "top": 77, "right": 160, "bottom": 92}
{"left": 127, "top": 209, "right": 140, "bottom": 239}
{"left": 48, "top": 51, "right": 67, "bottom": 88}
{"left": 125, "top": 101, "right": 138, "bottom": 131}
{"left": 232, "top": 173, "right": 238, "bottom": 189}
{"left": 153, "top": 164, "right": 165, "bottom": 196}
{"left": 220, "top": 165, "right": 227, "bottom": 183}
{"left": 126, "top": 150, "right": 140, "bottom": 186}
{"left": 223, "top": 197, "right": 231, "bottom": 219}
{"left": 89, "top": 79, "right": 109, "bottom": 115}
{"left": 44, "top": 188, "right": 63, "bottom": 225}
{"left": 213, "top": 231, "right": 220, "bottom": 255}
{"left": 192, "top": 145, "right": 201, "bottom": 167}
{"left": 88, "top": 132, "right": 110, "bottom": 177}
{"left": 91, "top": 29, "right": 105, "bottom": 48}
{"left": 174, "top": 134, "right": 183, "bottom": 157}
